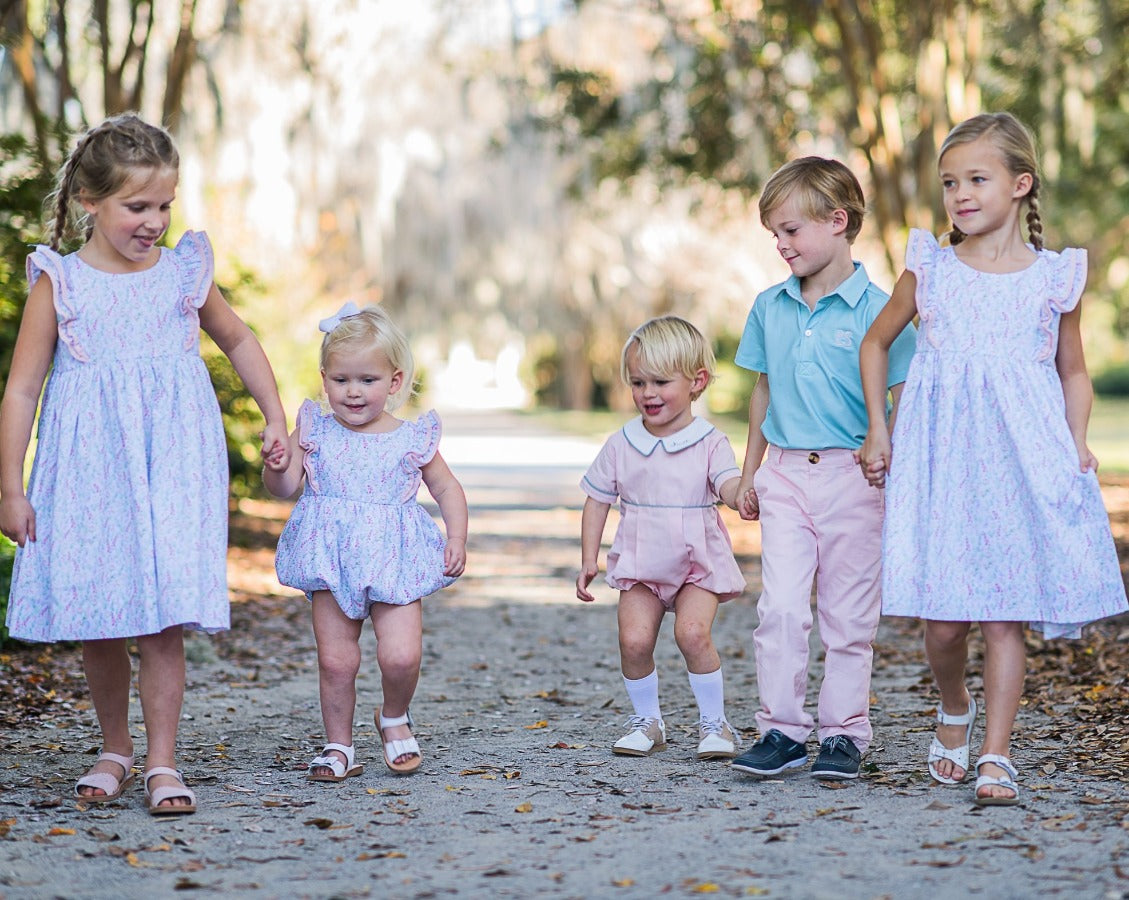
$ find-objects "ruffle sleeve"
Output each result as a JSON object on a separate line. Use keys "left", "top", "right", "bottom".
{"left": 905, "top": 228, "right": 941, "bottom": 347}
{"left": 26, "top": 245, "right": 88, "bottom": 363}
{"left": 296, "top": 400, "right": 322, "bottom": 492}
{"left": 402, "top": 410, "right": 441, "bottom": 473}
{"left": 1036, "top": 246, "right": 1088, "bottom": 361}
{"left": 171, "top": 230, "right": 215, "bottom": 313}
{"left": 1045, "top": 247, "right": 1087, "bottom": 314}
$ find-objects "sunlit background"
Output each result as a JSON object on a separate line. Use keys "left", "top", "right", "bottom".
{"left": 2, "top": 0, "right": 1127, "bottom": 467}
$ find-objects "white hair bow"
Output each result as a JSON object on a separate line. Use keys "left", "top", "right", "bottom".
{"left": 318, "top": 301, "right": 362, "bottom": 333}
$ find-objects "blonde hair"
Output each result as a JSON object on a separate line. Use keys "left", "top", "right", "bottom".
{"left": 320, "top": 305, "right": 415, "bottom": 411}
{"left": 758, "top": 156, "right": 866, "bottom": 243}
{"left": 939, "top": 112, "right": 1043, "bottom": 251}
{"left": 620, "top": 316, "right": 716, "bottom": 401}
{"left": 46, "top": 113, "right": 179, "bottom": 251}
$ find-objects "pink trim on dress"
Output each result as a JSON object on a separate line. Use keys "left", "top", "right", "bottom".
{"left": 27, "top": 246, "right": 89, "bottom": 363}
{"left": 296, "top": 400, "right": 321, "bottom": 493}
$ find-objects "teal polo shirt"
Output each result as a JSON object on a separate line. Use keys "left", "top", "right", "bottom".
{"left": 735, "top": 262, "right": 916, "bottom": 450}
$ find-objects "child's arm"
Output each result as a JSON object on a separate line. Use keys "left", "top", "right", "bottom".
{"left": 421, "top": 451, "right": 468, "bottom": 576}
{"left": 576, "top": 497, "right": 611, "bottom": 602}
{"left": 0, "top": 277, "right": 58, "bottom": 546}
{"left": 261, "top": 426, "right": 305, "bottom": 497}
{"left": 857, "top": 270, "right": 918, "bottom": 488}
{"left": 735, "top": 373, "right": 769, "bottom": 520}
{"left": 1055, "top": 303, "right": 1098, "bottom": 472}
{"left": 717, "top": 475, "right": 741, "bottom": 511}
{"left": 197, "top": 283, "right": 290, "bottom": 468}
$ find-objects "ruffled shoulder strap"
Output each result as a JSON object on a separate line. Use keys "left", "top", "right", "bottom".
{"left": 26, "top": 246, "right": 88, "bottom": 362}
{"left": 905, "top": 228, "right": 940, "bottom": 276}
{"left": 171, "top": 230, "right": 215, "bottom": 312}
{"left": 401, "top": 410, "right": 442, "bottom": 475}
{"left": 1045, "top": 246, "right": 1088, "bottom": 313}
{"left": 296, "top": 399, "right": 323, "bottom": 492}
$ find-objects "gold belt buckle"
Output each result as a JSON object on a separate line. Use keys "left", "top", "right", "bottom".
{"left": 808, "top": 452, "right": 820, "bottom": 464}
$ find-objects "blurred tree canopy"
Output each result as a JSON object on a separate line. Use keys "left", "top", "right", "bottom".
{"left": 1, "top": 0, "right": 1127, "bottom": 415}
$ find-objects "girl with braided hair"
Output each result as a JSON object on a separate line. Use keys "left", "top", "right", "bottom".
{"left": 857, "top": 112, "right": 1126, "bottom": 806}
{"left": 0, "top": 113, "right": 290, "bottom": 815}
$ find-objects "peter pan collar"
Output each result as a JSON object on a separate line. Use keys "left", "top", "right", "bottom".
{"left": 623, "top": 415, "right": 715, "bottom": 455}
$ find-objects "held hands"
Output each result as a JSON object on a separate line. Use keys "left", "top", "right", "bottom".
{"left": 0, "top": 495, "right": 36, "bottom": 546}
{"left": 576, "top": 562, "right": 600, "bottom": 603}
{"left": 444, "top": 537, "right": 467, "bottom": 577}
{"left": 735, "top": 475, "right": 759, "bottom": 521}
{"left": 259, "top": 421, "right": 291, "bottom": 472}
{"left": 854, "top": 429, "right": 892, "bottom": 489}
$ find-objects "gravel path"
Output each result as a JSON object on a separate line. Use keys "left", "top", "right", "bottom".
{"left": 1, "top": 411, "right": 1125, "bottom": 899}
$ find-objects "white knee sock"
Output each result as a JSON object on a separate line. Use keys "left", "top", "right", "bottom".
{"left": 623, "top": 669, "right": 661, "bottom": 720}
{"left": 688, "top": 667, "right": 725, "bottom": 721}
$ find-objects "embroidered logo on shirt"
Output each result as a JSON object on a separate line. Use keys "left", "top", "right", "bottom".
{"left": 832, "top": 329, "right": 855, "bottom": 349}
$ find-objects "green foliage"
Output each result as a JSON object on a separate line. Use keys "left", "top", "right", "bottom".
{"left": 708, "top": 333, "right": 757, "bottom": 417}
{"left": 0, "top": 132, "right": 57, "bottom": 395}
{"left": 1093, "top": 363, "right": 1129, "bottom": 397}
{"left": 202, "top": 262, "right": 276, "bottom": 497}
{"left": 0, "top": 536, "right": 15, "bottom": 647}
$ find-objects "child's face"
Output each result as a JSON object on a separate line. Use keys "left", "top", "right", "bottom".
{"left": 764, "top": 194, "right": 846, "bottom": 281}
{"left": 625, "top": 346, "right": 705, "bottom": 437}
{"left": 321, "top": 345, "right": 403, "bottom": 432}
{"left": 939, "top": 137, "right": 1032, "bottom": 239}
{"left": 80, "top": 166, "right": 176, "bottom": 271}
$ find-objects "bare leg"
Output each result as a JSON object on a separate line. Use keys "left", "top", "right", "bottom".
{"left": 924, "top": 619, "right": 974, "bottom": 781}
{"left": 671, "top": 584, "right": 721, "bottom": 675}
{"left": 136, "top": 626, "right": 189, "bottom": 807}
{"left": 976, "top": 620, "right": 1025, "bottom": 801}
{"left": 78, "top": 639, "right": 134, "bottom": 797}
{"left": 310, "top": 590, "right": 364, "bottom": 776}
{"left": 617, "top": 584, "right": 666, "bottom": 680}
{"left": 372, "top": 600, "right": 423, "bottom": 764}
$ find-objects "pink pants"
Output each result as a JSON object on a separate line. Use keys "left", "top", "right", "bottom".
{"left": 752, "top": 446, "right": 884, "bottom": 752}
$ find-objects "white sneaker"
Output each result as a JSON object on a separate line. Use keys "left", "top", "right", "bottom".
{"left": 612, "top": 716, "right": 667, "bottom": 756}
{"left": 697, "top": 717, "right": 739, "bottom": 759}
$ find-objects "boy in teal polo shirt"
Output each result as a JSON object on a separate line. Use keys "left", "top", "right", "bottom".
{"left": 732, "top": 157, "right": 916, "bottom": 780}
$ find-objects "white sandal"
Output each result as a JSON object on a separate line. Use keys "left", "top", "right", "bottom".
{"left": 927, "top": 697, "right": 977, "bottom": 784}
{"left": 74, "top": 751, "right": 135, "bottom": 804}
{"left": 973, "top": 754, "right": 1020, "bottom": 806}
{"left": 307, "top": 743, "right": 364, "bottom": 782}
{"left": 376, "top": 706, "right": 421, "bottom": 774}
{"left": 144, "top": 767, "right": 197, "bottom": 816}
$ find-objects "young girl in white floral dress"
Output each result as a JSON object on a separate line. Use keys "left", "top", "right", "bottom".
{"left": 265, "top": 303, "right": 467, "bottom": 781}
{"left": 858, "top": 112, "right": 1127, "bottom": 806}
{"left": 0, "top": 114, "right": 290, "bottom": 815}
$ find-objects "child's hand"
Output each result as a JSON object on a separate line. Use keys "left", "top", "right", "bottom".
{"left": 443, "top": 537, "right": 466, "bottom": 577}
{"left": 1076, "top": 441, "right": 1099, "bottom": 474}
{"left": 855, "top": 431, "right": 892, "bottom": 489}
{"left": 259, "top": 422, "right": 291, "bottom": 470}
{"left": 576, "top": 563, "right": 599, "bottom": 602}
{"left": 0, "top": 495, "right": 36, "bottom": 547}
{"left": 733, "top": 475, "right": 759, "bottom": 520}
{"left": 739, "top": 486, "right": 760, "bottom": 521}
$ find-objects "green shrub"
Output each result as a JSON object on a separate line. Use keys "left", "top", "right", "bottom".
{"left": 1093, "top": 363, "right": 1129, "bottom": 397}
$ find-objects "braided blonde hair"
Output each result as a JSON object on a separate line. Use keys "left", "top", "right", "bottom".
{"left": 939, "top": 112, "right": 1044, "bottom": 251}
{"left": 45, "top": 113, "right": 179, "bottom": 250}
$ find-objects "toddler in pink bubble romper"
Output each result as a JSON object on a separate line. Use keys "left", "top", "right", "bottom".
{"left": 577, "top": 316, "right": 745, "bottom": 762}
